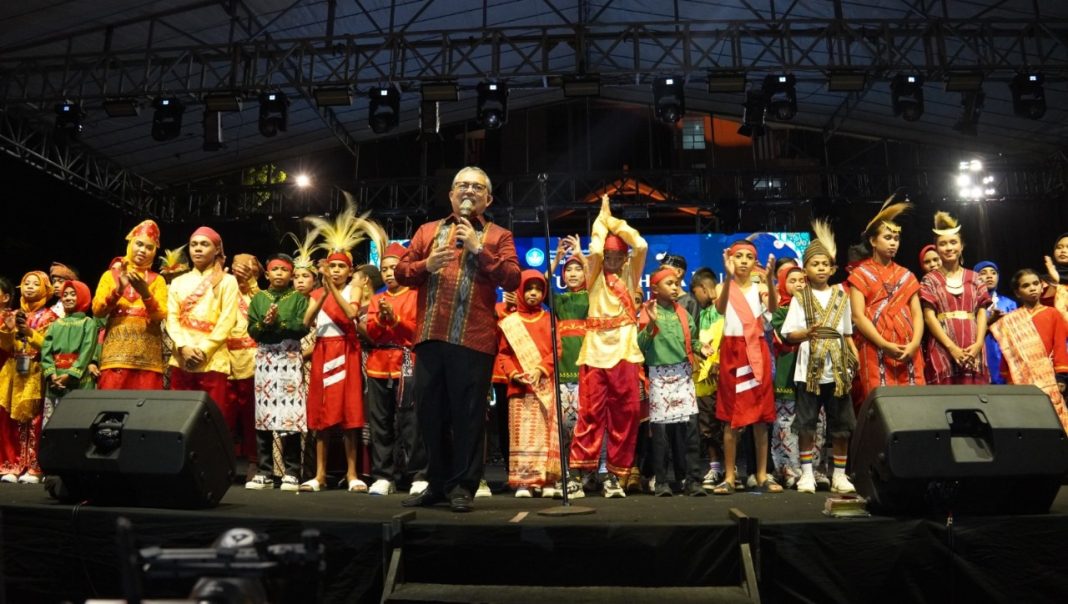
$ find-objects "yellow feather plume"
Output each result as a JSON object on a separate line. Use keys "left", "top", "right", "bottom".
{"left": 159, "top": 245, "right": 189, "bottom": 273}
{"left": 810, "top": 218, "right": 837, "bottom": 261}
{"left": 932, "top": 210, "right": 961, "bottom": 236}
{"left": 863, "top": 193, "right": 912, "bottom": 238}
{"left": 284, "top": 229, "right": 319, "bottom": 272}
{"left": 304, "top": 192, "right": 388, "bottom": 264}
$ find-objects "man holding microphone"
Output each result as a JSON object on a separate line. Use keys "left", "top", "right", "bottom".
{"left": 396, "top": 166, "right": 521, "bottom": 512}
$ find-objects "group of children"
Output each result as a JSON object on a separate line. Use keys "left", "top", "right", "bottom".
{"left": 494, "top": 195, "right": 1068, "bottom": 500}
{"left": 2, "top": 193, "right": 1067, "bottom": 502}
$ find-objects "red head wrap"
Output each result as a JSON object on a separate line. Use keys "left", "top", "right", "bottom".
{"left": 61, "top": 280, "right": 92, "bottom": 314}
{"left": 604, "top": 234, "right": 628, "bottom": 252}
{"left": 727, "top": 240, "right": 757, "bottom": 257}
{"left": 382, "top": 242, "right": 408, "bottom": 261}
{"left": 127, "top": 220, "right": 161, "bottom": 246}
{"left": 918, "top": 244, "right": 938, "bottom": 268}
{"left": 775, "top": 265, "right": 805, "bottom": 306}
{"left": 190, "top": 226, "right": 225, "bottom": 266}
{"left": 326, "top": 251, "right": 353, "bottom": 267}
{"left": 266, "top": 258, "right": 293, "bottom": 272}
{"left": 650, "top": 267, "right": 676, "bottom": 288}
{"left": 49, "top": 262, "right": 78, "bottom": 282}
{"left": 517, "top": 269, "right": 548, "bottom": 313}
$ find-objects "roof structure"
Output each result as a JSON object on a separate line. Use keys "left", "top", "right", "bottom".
{"left": 2, "top": 0, "right": 1067, "bottom": 220}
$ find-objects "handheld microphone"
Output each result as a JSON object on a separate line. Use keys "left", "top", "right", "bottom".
{"left": 456, "top": 199, "right": 475, "bottom": 248}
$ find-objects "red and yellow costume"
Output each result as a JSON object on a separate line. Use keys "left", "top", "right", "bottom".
{"left": 92, "top": 220, "right": 168, "bottom": 390}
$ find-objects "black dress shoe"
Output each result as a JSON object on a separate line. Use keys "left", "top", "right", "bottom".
{"left": 450, "top": 493, "right": 473, "bottom": 513}
{"left": 402, "top": 489, "right": 446, "bottom": 508}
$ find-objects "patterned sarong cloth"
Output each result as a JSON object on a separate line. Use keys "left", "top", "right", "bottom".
{"left": 254, "top": 340, "right": 307, "bottom": 433}
{"left": 648, "top": 361, "right": 698, "bottom": 424}
{"left": 508, "top": 392, "right": 562, "bottom": 487}
{"left": 990, "top": 308, "right": 1068, "bottom": 434}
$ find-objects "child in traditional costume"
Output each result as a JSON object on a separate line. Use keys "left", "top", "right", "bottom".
{"left": 974, "top": 260, "right": 1016, "bottom": 384}
{"left": 567, "top": 194, "right": 648, "bottom": 499}
{"left": 920, "top": 211, "right": 990, "bottom": 384}
{"left": 362, "top": 242, "right": 427, "bottom": 496}
{"left": 990, "top": 269, "right": 1068, "bottom": 434}
{"left": 41, "top": 280, "right": 98, "bottom": 423}
{"left": 848, "top": 196, "right": 925, "bottom": 407}
{"left": 691, "top": 268, "right": 726, "bottom": 491}
{"left": 300, "top": 201, "right": 386, "bottom": 492}
{"left": 1041, "top": 233, "right": 1068, "bottom": 323}
{"left": 498, "top": 270, "right": 561, "bottom": 497}
{"left": 92, "top": 220, "right": 168, "bottom": 390}
{"left": 782, "top": 221, "right": 859, "bottom": 494}
{"left": 166, "top": 227, "right": 240, "bottom": 430}
{"left": 770, "top": 263, "right": 808, "bottom": 489}
{"left": 549, "top": 235, "right": 589, "bottom": 454}
{"left": 919, "top": 245, "right": 941, "bottom": 276}
{"left": 710, "top": 241, "right": 781, "bottom": 495}
{"left": 246, "top": 254, "right": 309, "bottom": 491}
{"left": 289, "top": 231, "right": 321, "bottom": 482}
{"left": 0, "top": 271, "right": 59, "bottom": 483}
{"left": 638, "top": 268, "right": 705, "bottom": 497}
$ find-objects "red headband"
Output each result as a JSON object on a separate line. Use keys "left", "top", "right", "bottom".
{"left": 728, "top": 241, "right": 757, "bottom": 256}
{"left": 650, "top": 267, "right": 675, "bottom": 287}
{"left": 266, "top": 258, "right": 293, "bottom": 272}
{"left": 326, "top": 251, "right": 353, "bottom": 267}
{"left": 604, "top": 234, "right": 628, "bottom": 252}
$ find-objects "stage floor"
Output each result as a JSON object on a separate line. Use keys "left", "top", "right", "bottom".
{"left": 2, "top": 480, "right": 1067, "bottom": 603}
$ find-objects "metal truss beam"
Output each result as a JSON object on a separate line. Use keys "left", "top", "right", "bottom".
{"left": 0, "top": 106, "right": 163, "bottom": 217}
{"left": 152, "top": 164, "right": 1068, "bottom": 228}
{"left": 3, "top": 18, "right": 1068, "bottom": 105}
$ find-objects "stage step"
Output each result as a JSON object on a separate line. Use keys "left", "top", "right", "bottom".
{"left": 385, "top": 582, "right": 754, "bottom": 603}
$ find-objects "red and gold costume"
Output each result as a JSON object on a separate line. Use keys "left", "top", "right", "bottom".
{"left": 991, "top": 305, "right": 1068, "bottom": 433}
{"left": 92, "top": 220, "right": 168, "bottom": 390}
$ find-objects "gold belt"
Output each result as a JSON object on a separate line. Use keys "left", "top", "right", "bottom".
{"left": 937, "top": 311, "right": 973, "bottom": 321}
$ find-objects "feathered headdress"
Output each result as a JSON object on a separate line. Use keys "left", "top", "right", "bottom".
{"left": 932, "top": 210, "right": 961, "bottom": 237}
{"left": 304, "top": 192, "right": 387, "bottom": 267}
{"left": 285, "top": 229, "right": 319, "bottom": 273}
{"left": 863, "top": 192, "right": 913, "bottom": 238}
{"left": 159, "top": 245, "right": 190, "bottom": 275}
{"left": 804, "top": 219, "right": 837, "bottom": 264}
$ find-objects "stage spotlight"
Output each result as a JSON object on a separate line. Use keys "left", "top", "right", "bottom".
{"left": 295, "top": 173, "right": 311, "bottom": 188}
{"left": 258, "top": 91, "right": 289, "bottom": 137}
{"left": 54, "top": 101, "right": 85, "bottom": 142}
{"left": 737, "top": 90, "right": 767, "bottom": 138}
{"left": 652, "top": 76, "right": 685, "bottom": 124}
{"left": 956, "top": 160, "right": 995, "bottom": 201}
{"left": 477, "top": 80, "right": 508, "bottom": 130}
{"left": 151, "top": 96, "right": 185, "bottom": 142}
{"left": 102, "top": 98, "right": 141, "bottom": 118}
{"left": 368, "top": 86, "right": 400, "bottom": 134}
{"left": 953, "top": 90, "right": 985, "bottom": 136}
{"left": 419, "top": 101, "right": 440, "bottom": 136}
{"left": 763, "top": 74, "right": 797, "bottom": 120}
{"left": 891, "top": 74, "right": 924, "bottom": 122}
{"left": 202, "top": 110, "right": 223, "bottom": 151}
{"left": 1011, "top": 73, "right": 1046, "bottom": 120}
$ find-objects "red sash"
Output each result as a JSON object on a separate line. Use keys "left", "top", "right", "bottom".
{"left": 729, "top": 283, "right": 765, "bottom": 383}
{"left": 605, "top": 273, "right": 637, "bottom": 320}
{"left": 179, "top": 270, "right": 224, "bottom": 333}
{"left": 314, "top": 287, "right": 357, "bottom": 339}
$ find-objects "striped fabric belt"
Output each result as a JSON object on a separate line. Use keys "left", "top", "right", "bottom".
{"left": 557, "top": 319, "right": 586, "bottom": 337}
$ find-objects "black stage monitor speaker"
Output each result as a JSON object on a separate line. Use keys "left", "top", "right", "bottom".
{"left": 851, "top": 385, "right": 1068, "bottom": 515}
{"left": 39, "top": 390, "right": 235, "bottom": 508}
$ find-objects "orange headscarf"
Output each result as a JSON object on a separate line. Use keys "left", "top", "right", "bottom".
{"left": 19, "top": 271, "right": 52, "bottom": 313}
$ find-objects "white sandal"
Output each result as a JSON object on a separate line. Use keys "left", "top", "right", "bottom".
{"left": 298, "top": 478, "right": 323, "bottom": 492}
{"left": 347, "top": 478, "right": 368, "bottom": 493}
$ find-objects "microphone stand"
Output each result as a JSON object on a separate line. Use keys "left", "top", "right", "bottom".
{"left": 535, "top": 173, "right": 595, "bottom": 517}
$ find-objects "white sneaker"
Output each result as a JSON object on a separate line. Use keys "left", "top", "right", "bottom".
{"left": 17, "top": 473, "right": 42, "bottom": 484}
{"left": 279, "top": 475, "right": 300, "bottom": 492}
{"left": 514, "top": 487, "right": 532, "bottom": 498}
{"left": 602, "top": 474, "right": 626, "bottom": 498}
{"left": 475, "top": 479, "right": 493, "bottom": 498}
{"left": 409, "top": 480, "right": 429, "bottom": 496}
{"left": 796, "top": 473, "right": 817, "bottom": 494}
{"left": 245, "top": 475, "right": 274, "bottom": 490}
{"left": 831, "top": 473, "right": 857, "bottom": 494}
{"left": 541, "top": 485, "right": 558, "bottom": 499}
{"left": 702, "top": 468, "right": 723, "bottom": 490}
{"left": 1, "top": 474, "right": 18, "bottom": 484}
{"left": 369, "top": 479, "right": 395, "bottom": 496}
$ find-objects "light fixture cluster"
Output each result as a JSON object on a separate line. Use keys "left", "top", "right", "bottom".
{"left": 955, "top": 159, "right": 996, "bottom": 201}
